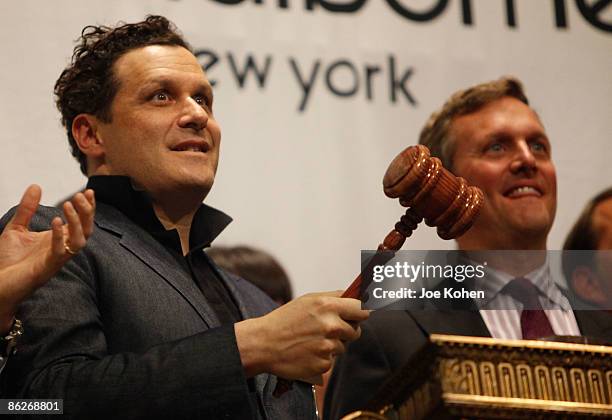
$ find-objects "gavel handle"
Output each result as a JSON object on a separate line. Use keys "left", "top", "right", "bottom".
{"left": 275, "top": 219, "right": 410, "bottom": 398}
{"left": 342, "top": 208, "right": 422, "bottom": 300}
{"left": 341, "top": 274, "right": 365, "bottom": 299}
{"left": 341, "top": 251, "right": 396, "bottom": 300}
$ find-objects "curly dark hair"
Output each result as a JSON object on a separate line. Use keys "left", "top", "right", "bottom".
{"left": 54, "top": 15, "right": 191, "bottom": 175}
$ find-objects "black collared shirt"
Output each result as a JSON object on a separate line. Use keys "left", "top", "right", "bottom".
{"left": 86, "top": 176, "right": 242, "bottom": 325}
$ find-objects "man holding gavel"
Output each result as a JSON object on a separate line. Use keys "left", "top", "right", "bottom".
{"left": 0, "top": 15, "right": 368, "bottom": 419}
{"left": 325, "top": 77, "right": 612, "bottom": 419}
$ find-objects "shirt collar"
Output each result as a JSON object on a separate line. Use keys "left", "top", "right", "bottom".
{"left": 472, "top": 255, "right": 571, "bottom": 310}
{"left": 86, "top": 176, "right": 232, "bottom": 251}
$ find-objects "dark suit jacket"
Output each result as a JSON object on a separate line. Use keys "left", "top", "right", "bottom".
{"left": 324, "top": 302, "right": 612, "bottom": 420}
{"left": 0, "top": 203, "right": 315, "bottom": 419}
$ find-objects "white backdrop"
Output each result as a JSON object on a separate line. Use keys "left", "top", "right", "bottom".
{"left": 1, "top": 0, "right": 610, "bottom": 295}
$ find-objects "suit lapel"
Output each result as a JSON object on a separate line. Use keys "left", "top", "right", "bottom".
{"left": 560, "top": 288, "right": 612, "bottom": 342}
{"left": 409, "top": 309, "right": 490, "bottom": 337}
{"left": 210, "top": 259, "right": 254, "bottom": 320}
{"left": 411, "top": 291, "right": 612, "bottom": 341}
{"left": 209, "top": 257, "right": 273, "bottom": 394}
{"left": 409, "top": 276, "right": 491, "bottom": 338}
{"left": 573, "top": 310, "right": 612, "bottom": 342}
{"left": 94, "top": 204, "right": 220, "bottom": 329}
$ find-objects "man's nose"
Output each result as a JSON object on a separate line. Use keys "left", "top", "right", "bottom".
{"left": 510, "top": 140, "right": 537, "bottom": 174}
{"left": 178, "top": 97, "right": 208, "bottom": 131}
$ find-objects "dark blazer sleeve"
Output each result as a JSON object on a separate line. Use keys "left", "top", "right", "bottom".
{"left": 324, "top": 310, "right": 429, "bottom": 420}
{"left": 0, "top": 206, "right": 257, "bottom": 419}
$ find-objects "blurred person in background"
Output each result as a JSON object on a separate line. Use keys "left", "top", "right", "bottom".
{"left": 563, "top": 187, "right": 612, "bottom": 310}
{"left": 208, "top": 245, "right": 293, "bottom": 305}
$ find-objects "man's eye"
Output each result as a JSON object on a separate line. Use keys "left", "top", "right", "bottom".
{"left": 152, "top": 92, "right": 169, "bottom": 101}
{"left": 487, "top": 142, "right": 503, "bottom": 152}
{"left": 194, "top": 95, "right": 210, "bottom": 107}
{"left": 530, "top": 142, "right": 546, "bottom": 152}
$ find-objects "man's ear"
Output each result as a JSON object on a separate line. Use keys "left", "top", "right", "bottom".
{"left": 571, "top": 265, "right": 607, "bottom": 305}
{"left": 72, "top": 114, "right": 106, "bottom": 160}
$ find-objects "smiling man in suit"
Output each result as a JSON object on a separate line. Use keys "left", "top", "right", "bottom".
{"left": 0, "top": 16, "right": 369, "bottom": 419}
{"left": 324, "top": 77, "right": 612, "bottom": 419}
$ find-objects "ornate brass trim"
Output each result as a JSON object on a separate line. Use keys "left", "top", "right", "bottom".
{"left": 346, "top": 334, "right": 612, "bottom": 419}
{"left": 445, "top": 393, "right": 612, "bottom": 416}
{"left": 430, "top": 334, "right": 612, "bottom": 354}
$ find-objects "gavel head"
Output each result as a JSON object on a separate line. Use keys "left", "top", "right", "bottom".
{"left": 383, "top": 145, "right": 484, "bottom": 240}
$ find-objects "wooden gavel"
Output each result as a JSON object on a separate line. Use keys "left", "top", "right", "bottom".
{"left": 274, "top": 145, "right": 485, "bottom": 396}
{"left": 342, "top": 144, "right": 484, "bottom": 300}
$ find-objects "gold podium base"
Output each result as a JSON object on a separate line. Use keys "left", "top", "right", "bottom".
{"left": 343, "top": 335, "right": 612, "bottom": 419}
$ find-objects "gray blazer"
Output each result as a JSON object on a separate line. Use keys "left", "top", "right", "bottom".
{"left": 0, "top": 203, "right": 315, "bottom": 419}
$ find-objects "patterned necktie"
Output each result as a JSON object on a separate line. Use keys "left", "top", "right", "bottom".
{"left": 503, "top": 277, "right": 555, "bottom": 340}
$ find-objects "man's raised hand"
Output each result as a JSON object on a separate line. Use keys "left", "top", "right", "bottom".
{"left": 0, "top": 185, "right": 95, "bottom": 332}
